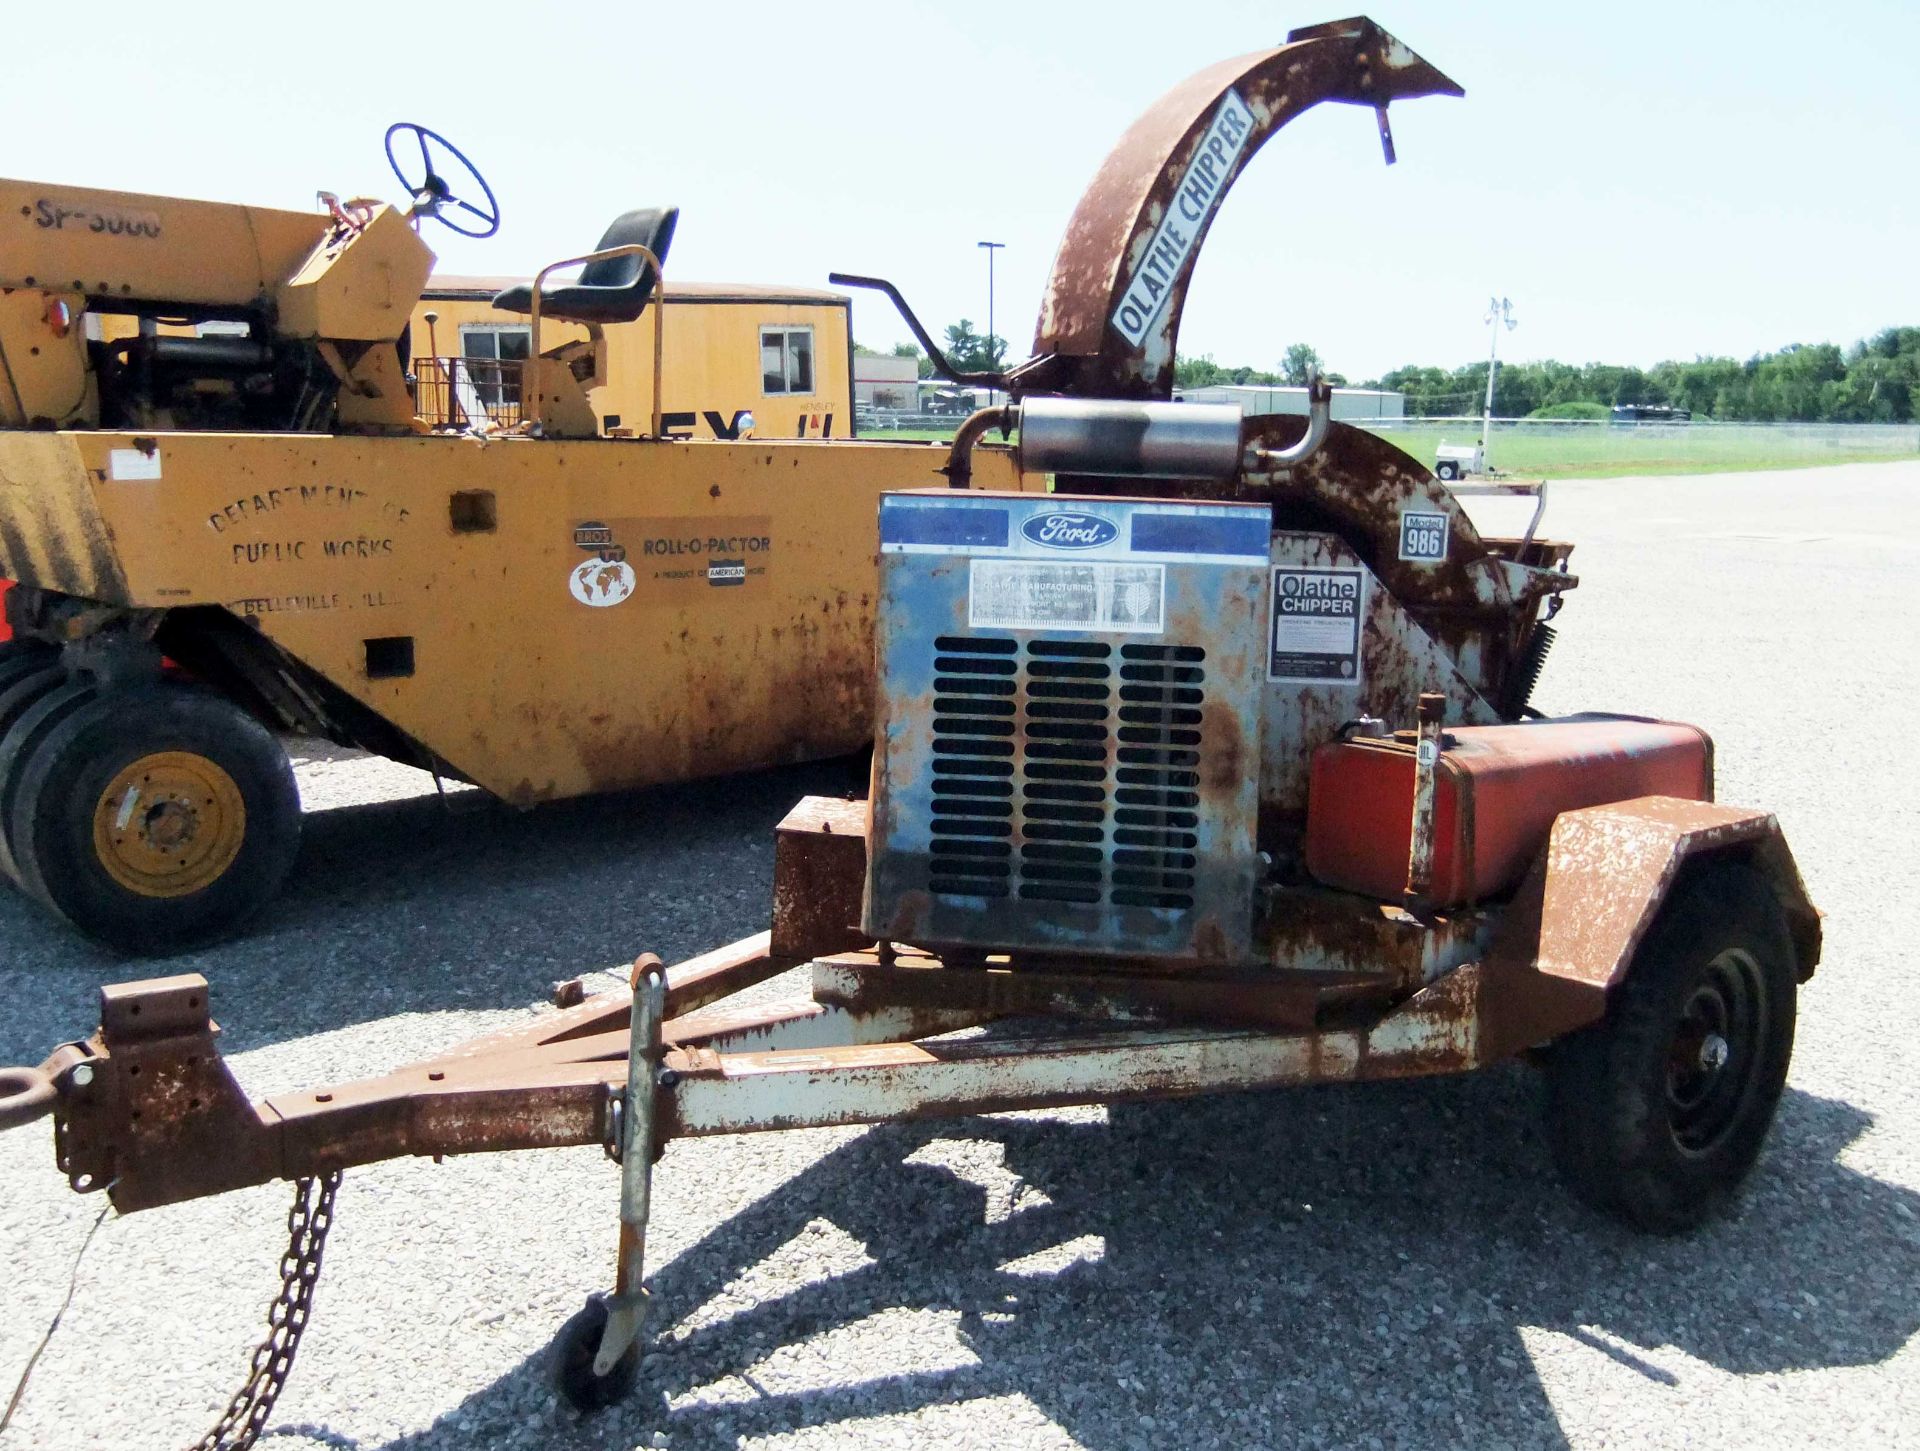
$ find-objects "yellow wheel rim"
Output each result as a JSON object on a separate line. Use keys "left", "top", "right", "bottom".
{"left": 91, "top": 752, "right": 247, "bottom": 899}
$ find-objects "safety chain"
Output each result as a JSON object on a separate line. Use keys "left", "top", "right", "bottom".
{"left": 187, "top": 1170, "right": 343, "bottom": 1451}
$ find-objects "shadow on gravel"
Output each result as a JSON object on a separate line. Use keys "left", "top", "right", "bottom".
{"left": 0, "top": 756, "right": 865, "bottom": 1063}
{"left": 370, "top": 1073, "right": 1920, "bottom": 1451}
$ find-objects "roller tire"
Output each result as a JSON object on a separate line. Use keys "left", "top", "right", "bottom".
{"left": 1543, "top": 862, "right": 1797, "bottom": 1235}
{"left": 551, "top": 1294, "right": 641, "bottom": 1412}
{"left": 0, "top": 657, "right": 69, "bottom": 751}
{"left": 7, "top": 685, "right": 300, "bottom": 953}
{"left": 0, "top": 677, "right": 94, "bottom": 887}
{"left": 0, "top": 639, "right": 57, "bottom": 693}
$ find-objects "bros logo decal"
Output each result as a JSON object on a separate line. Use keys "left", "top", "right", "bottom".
{"left": 1021, "top": 512, "right": 1120, "bottom": 551}
{"left": 568, "top": 518, "right": 635, "bottom": 607}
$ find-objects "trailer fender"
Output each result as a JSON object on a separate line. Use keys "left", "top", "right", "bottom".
{"left": 1477, "top": 795, "right": 1820, "bottom": 1063}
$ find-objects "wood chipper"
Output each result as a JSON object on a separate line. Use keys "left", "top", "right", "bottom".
{"left": 0, "top": 124, "right": 1012, "bottom": 953}
{"left": 0, "top": 19, "right": 1819, "bottom": 1445}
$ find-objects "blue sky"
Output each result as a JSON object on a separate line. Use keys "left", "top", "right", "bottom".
{"left": 7, "top": 1, "right": 1912, "bottom": 381}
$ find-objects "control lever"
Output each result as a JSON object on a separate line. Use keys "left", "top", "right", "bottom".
{"left": 828, "top": 273, "right": 1007, "bottom": 389}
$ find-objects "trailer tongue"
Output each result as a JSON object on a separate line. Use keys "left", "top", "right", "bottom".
{"left": 0, "top": 18, "right": 1819, "bottom": 1443}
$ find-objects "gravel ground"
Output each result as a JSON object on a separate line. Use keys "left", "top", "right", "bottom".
{"left": 3, "top": 460, "right": 1918, "bottom": 1450}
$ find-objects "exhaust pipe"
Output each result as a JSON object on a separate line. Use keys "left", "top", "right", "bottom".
{"left": 942, "top": 374, "right": 1333, "bottom": 490}
{"left": 1248, "top": 371, "right": 1333, "bottom": 472}
{"left": 943, "top": 398, "right": 1248, "bottom": 489}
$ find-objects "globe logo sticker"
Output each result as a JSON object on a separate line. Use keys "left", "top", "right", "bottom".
{"left": 569, "top": 557, "right": 636, "bottom": 607}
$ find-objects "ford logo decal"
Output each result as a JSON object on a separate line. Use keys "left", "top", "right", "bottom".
{"left": 1022, "top": 512, "right": 1119, "bottom": 550}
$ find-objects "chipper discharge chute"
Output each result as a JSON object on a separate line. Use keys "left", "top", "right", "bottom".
{"left": 0, "top": 18, "right": 1819, "bottom": 1443}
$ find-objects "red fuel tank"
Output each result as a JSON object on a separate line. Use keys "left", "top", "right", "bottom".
{"left": 1305, "top": 715, "right": 1713, "bottom": 907}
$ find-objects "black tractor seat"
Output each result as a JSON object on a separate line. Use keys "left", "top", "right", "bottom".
{"left": 490, "top": 206, "right": 678, "bottom": 326}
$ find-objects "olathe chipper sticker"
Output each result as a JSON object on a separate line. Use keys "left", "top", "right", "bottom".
{"left": 1268, "top": 567, "right": 1364, "bottom": 684}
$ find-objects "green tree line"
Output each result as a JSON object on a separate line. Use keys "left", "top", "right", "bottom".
{"left": 1174, "top": 328, "right": 1920, "bottom": 423}
{"left": 856, "top": 322, "right": 1007, "bottom": 378}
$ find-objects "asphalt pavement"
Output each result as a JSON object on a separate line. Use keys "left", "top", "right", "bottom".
{"left": 2, "top": 460, "right": 1917, "bottom": 1450}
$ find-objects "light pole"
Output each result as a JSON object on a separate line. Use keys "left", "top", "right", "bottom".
{"left": 978, "top": 240, "right": 1004, "bottom": 406}
{"left": 1482, "top": 296, "right": 1517, "bottom": 470}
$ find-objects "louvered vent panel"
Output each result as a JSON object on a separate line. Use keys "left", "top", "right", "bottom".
{"left": 1111, "top": 643, "right": 1204, "bottom": 910}
{"left": 927, "top": 635, "right": 1206, "bottom": 911}
{"left": 928, "top": 636, "right": 1017, "bottom": 897}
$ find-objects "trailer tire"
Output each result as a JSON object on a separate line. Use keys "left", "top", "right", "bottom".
{"left": 0, "top": 676, "right": 93, "bottom": 887}
{"left": 551, "top": 1293, "right": 641, "bottom": 1412}
{"left": 1542, "top": 862, "right": 1796, "bottom": 1235}
{"left": 1435, "top": 460, "right": 1460, "bottom": 480}
{"left": 7, "top": 685, "right": 300, "bottom": 953}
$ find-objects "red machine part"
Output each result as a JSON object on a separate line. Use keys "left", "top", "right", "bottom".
{"left": 1306, "top": 716, "right": 1714, "bottom": 907}
{"left": 0, "top": 579, "right": 11, "bottom": 642}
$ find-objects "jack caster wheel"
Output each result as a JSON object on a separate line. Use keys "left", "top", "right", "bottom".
{"left": 1543, "top": 862, "right": 1797, "bottom": 1235}
{"left": 6, "top": 684, "right": 300, "bottom": 953}
{"left": 551, "top": 1293, "right": 640, "bottom": 1413}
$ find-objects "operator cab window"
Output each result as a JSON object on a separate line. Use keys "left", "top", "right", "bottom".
{"left": 458, "top": 325, "right": 530, "bottom": 411}
{"left": 761, "top": 326, "right": 814, "bottom": 395}
{"left": 459, "top": 325, "right": 531, "bottom": 364}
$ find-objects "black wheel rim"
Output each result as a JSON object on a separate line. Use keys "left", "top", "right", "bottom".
{"left": 1665, "top": 946, "right": 1767, "bottom": 1155}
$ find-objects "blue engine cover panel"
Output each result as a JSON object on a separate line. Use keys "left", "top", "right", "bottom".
{"left": 863, "top": 490, "right": 1271, "bottom": 965}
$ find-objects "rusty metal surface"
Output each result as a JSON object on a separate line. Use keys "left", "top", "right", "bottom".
{"left": 770, "top": 796, "right": 871, "bottom": 961}
{"left": 1079, "top": 421, "right": 1578, "bottom": 714}
{"left": 1476, "top": 795, "right": 1822, "bottom": 1062}
{"left": 20, "top": 897, "right": 1462, "bottom": 1214}
{"left": 1266, "top": 418, "right": 1574, "bottom": 713}
{"left": 1260, "top": 883, "right": 1488, "bottom": 990}
{"left": 1259, "top": 529, "right": 1501, "bottom": 818}
{"left": 416, "top": 932, "right": 786, "bottom": 1077}
{"left": 865, "top": 491, "right": 1270, "bottom": 966}
{"left": 1022, "top": 19, "right": 1461, "bottom": 398}
{"left": 659, "top": 959, "right": 1491, "bottom": 1141}
{"left": 1404, "top": 691, "right": 1446, "bottom": 909}
{"left": 51, "top": 976, "right": 279, "bottom": 1213}
{"left": 21, "top": 787, "right": 1816, "bottom": 1215}
{"left": 809, "top": 951, "right": 1390, "bottom": 1032}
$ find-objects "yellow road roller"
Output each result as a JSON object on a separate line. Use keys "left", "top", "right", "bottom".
{"left": 0, "top": 125, "right": 1025, "bottom": 951}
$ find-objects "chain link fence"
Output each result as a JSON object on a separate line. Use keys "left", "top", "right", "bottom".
{"left": 1356, "top": 418, "right": 1920, "bottom": 477}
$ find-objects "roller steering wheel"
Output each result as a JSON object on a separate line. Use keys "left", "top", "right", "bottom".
{"left": 384, "top": 122, "right": 500, "bottom": 239}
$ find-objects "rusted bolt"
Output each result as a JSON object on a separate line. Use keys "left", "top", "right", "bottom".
{"left": 70, "top": 1063, "right": 95, "bottom": 1088}
{"left": 551, "top": 977, "right": 587, "bottom": 1009}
